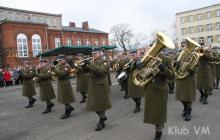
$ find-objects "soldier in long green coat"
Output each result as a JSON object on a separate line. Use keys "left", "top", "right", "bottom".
{"left": 52, "top": 55, "right": 75, "bottom": 119}
{"left": 22, "top": 61, "right": 37, "bottom": 108}
{"left": 142, "top": 53, "right": 174, "bottom": 140}
{"left": 82, "top": 48, "right": 111, "bottom": 131}
{"left": 127, "top": 50, "right": 144, "bottom": 113}
{"left": 35, "top": 59, "right": 56, "bottom": 114}
{"left": 215, "top": 53, "right": 220, "bottom": 89}
{"left": 174, "top": 41, "right": 199, "bottom": 121}
{"left": 75, "top": 54, "right": 89, "bottom": 103}
{"left": 116, "top": 54, "right": 129, "bottom": 99}
{"left": 197, "top": 46, "right": 220, "bottom": 104}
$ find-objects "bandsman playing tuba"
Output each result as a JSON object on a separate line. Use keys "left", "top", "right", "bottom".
{"left": 134, "top": 31, "right": 175, "bottom": 140}
{"left": 174, "top": 38, "right": 201, "bottom": 121}
{"left": 35, "top": 58, "right": 56, "bottom": 114}
{"left": 52, "top": 54, "right": 76, "bottom": 119}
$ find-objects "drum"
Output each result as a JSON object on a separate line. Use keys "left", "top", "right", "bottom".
{"left": 117, "top": 71, "right": 128, "bottom": 82}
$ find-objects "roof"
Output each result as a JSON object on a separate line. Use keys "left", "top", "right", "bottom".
{"left": 0, "top": 19, "right": 47, "bottom": 26}
{"left": 62, "top": 26, "right": 108, "bottom": 34}
{"left": 176, "top": 3, "right": 220, "bottom": 15}
{"left": 0, "top": 5, "right": 61, "bottom": 17}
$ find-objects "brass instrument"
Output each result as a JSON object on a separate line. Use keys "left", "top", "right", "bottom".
{"left": 74, "top": 57, "right": 94, "bottom": 67}
{"left": 50, "top": 63, "right": 60, "bottom": 80}
{"left": 175, "top": 37, "right": 202, "bottom": 79}
{"left": 133, "top": 31, "right": 175, "bottom": 87}
{"left": 117, "top": 58, "right": 134, "bottom": 82}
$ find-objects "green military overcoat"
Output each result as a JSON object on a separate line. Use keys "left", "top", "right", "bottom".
{"left": 37, "top": 67, "right": 56, "bottom": 101}
{"left": 176, "top": 67, "right": 197, "bottom": 102}
{"left": 86, "top": 58, "right": 112, "bottom": 112}
{"left": 216, "top": 54, "right": 220, "bottom": 78}
{"left": 53, "top": 64, "right": 75, "bottom": 104}
{"left": 76, "top": 69, "right": 89, "bottom": 93}
{"left": 197, "top": 52, "right": 220, "bottom": 90}
{"left": 128, "top": 60, "right": 144, "bottom": 98}
{"left": 144, "top": 55, "right": 174, "bottom": 125}
{"left": 22, "top": 67, "right": 36, "bottom": 97}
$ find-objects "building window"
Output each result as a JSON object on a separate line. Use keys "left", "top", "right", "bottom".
{"left": 207, "top": 24, "right": 212, "bottom": 31}
{"left": 32, "top": 34, "right": 42, "bottom": 57}
{"left": 55, "top": 38, "right": 61, "bottom": 48}
{"left": 207, "top": 12, "right": 211, "bottom": 19}
{"left": 66, "top": 38, "right": 72, "bottom": 46}
{"left": 216, "top": 10, "right": 220, "bottom": 17}
{"left": 94, "top": 39, "right": 98, "bottom": 46}
{"left": 217, "top": 22, "right": 220, "bottom": 30}
{"left": 189, "top": 27, "right": 194, "bottom": 33}
{"left": 102, "top": 38, "right": 106, "bottom": 46}
{"left": 207, "top": 36, "right": 213, "bottom": 43}
{"left": 198, "top": 14, "right": 202, "bottom": 20}
{"left": 189, "top": 15, "right": 193, "bottom": 22}
{"left": 180, "top": 17, "right": 185, "bottom": 23}
{"left": 85, "top": 39, "right": 90, "bottom": 46}
{"left": 77, "top": 38, "right": 81, "bottom": 46}
{"left": 17, "top": 33, "right": 28, "bottom": 57}
{"left": 198, "top": 25, "right": 203, "bottom": 32}
{"left": 181, "top": 28, "right": 186, "bottom": 35}
{"left": 198, "top": 37, "right": 204, "bottom": 43}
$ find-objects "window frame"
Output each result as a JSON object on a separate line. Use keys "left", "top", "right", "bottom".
{"left": 17, "top": 33, "right": 29, "bottom": 58}
{"left": 55, "top": 38, "right": 61, "bottom": 48}
{"left": 32, "top": 34, "right": 42, "bottom": 57}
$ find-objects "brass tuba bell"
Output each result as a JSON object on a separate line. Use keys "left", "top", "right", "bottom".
{"left": 133, "top": 31, "right": 175, "bottom": 87}
{"left": 175, "top": 37, "right": 202, "bottom": 79}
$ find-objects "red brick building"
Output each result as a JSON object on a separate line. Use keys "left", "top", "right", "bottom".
{"left": 0, "top": 6, "right": 109, "bottom": 68}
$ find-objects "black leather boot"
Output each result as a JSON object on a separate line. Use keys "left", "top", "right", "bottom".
{"left": 203, "top": 96, "right": 208, "bottom": 104}
{"left": 184, "top": 108, "right": 192, "bottom": 121}
{"left": 80, "top": 93, "right": 87, "bottom": 103}
{"left": 60, "top": 105, "right": 74, "bottom": 119}
{"left": 199, "top": 90, "right": 204, "bottom": 102}
{"left": 95, "top": 118, "right": 105, "bottom": 131}
{"left": 182, "top": 107, "right": 187, "bottom": 117}
{"left": 43, "top": 102, "right": 54, "bottom": 114}
{"left": 154, "top": 131, "right": 162, "bottom": 140}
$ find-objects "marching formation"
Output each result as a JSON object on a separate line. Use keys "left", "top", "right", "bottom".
{"left": 20, "top": 31, "right": 220, "bottom": 140}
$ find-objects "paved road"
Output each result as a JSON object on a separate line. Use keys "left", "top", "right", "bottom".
{"left": 0, "top": 74, "right": 220, "bottom": 140}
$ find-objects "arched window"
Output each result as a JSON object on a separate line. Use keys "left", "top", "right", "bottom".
{"left": 17, "top": 33, "right": 28, "bottom": 57}
{"left": 32, "top": 34, "right": 42, "bottom": 56}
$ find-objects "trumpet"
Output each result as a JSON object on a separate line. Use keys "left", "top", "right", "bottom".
{"left": 74, "top": 57, "right": 94, "bottom": 66}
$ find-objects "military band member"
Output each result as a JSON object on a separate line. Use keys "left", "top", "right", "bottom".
{"left": 197, "top": 43, "right": 220, "bottom": 104}
{"left": 127, "top": 50, "right": 144, "bottom": 113}
{"left": 75, "top": 54, "right": 89, "bottom": 103}
{"left": 103, "top": 50, "right": 112, "bottom": 86}
{"left": 166, "top": 51, "right": 175, "bottom": 94}
{"left": 35, "top": 59, "right": 56, "bottom": 114}
{"left": 141, "top": 53, "right": 174, "bottom": 140}
{"left": 52, "top": 55, "right": 75, "bottom": 119}
{"left": 174, "top": 42, "right": 197, "bottom": 121}
{"left": 22, "top": 61, "right": 37, "bottom": 108}
{"left": 82, "top": 48, "right": 112, "bottom": 131}
{"left": 216, "top": 53, "right": 220, "bottom": 89}
{"left": 116, "top": 53, "right": 129, "bottom": 98}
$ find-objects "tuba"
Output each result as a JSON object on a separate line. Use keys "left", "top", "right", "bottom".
{"left": 175, "top": 37, "right": 203, "bottom": 79}
{"left": 133, "top": 31, "right": 175, "bottom": 87}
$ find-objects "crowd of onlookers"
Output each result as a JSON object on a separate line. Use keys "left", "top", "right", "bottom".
{"left": 0, "top": 67, "right": 23, "bottom": 88}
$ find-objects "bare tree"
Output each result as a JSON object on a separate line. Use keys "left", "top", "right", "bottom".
{"left": 110, "top": 24, "right": 133, "bottom": 52}
{"left": 128, "top": 33, "right": 148, "bottom": 50}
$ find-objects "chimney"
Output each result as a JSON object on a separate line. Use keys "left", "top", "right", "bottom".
{"left": 82, "top": 21, "right": 89, "bottom": 30}
{"left": 69, "top": 22, "right": 75, "bottom": 27}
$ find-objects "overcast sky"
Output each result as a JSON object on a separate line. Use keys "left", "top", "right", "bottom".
{"left": 0, "top": 0, "right": 219, "bottom": 38}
